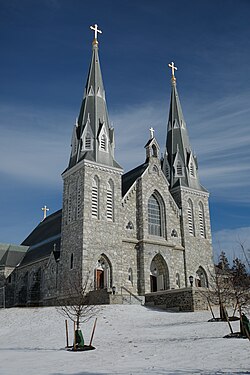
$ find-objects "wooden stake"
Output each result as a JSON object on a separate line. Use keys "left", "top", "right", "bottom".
{"left": 207, "top": 297, "right": 215, "bottom": 320}
{"left": 65, "top": 319, "right": 69, "bottom": 348}
{"left": 89, "top": 318, "right": 97, "bottom": 347}
{"left": 224, "top": 306, "right": 234, "bottom": 334}
{"left": 73, "top": 321, "right": 77, "bottom": 351}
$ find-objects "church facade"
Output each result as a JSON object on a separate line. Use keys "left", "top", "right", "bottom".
{"left": 3, "top": 27, "right": 214, "bottom": 310}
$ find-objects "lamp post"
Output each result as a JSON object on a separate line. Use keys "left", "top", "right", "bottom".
{"left": 189, "top": 275, "right": 194, "bottom": 287}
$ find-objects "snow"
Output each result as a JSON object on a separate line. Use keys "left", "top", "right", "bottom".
{"left": 0, "top": 305, "right": 249, "bottom": 374}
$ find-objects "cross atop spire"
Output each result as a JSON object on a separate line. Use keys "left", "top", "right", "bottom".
{"left": 168, "top": 61, "right": 177, "bottom": 78}
{"left": 90, "top": 24, "right": 102, "bottom": 43}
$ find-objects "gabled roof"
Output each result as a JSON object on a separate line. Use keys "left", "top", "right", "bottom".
{"left": 122, "top": 162, "right": 148, "bottom": 197}
{"left": 0, "top": 243, "right": 28, "bottom": 268}
{"left": 19, "top": 210, "right": 62, "bottom": 267}
{"left": 21, "top": 209, "right": 62, "bottom": 246}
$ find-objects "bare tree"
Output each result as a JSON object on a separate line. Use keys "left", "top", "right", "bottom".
{"left": 230, "top": 257, "right": 250, "bottom": 338}
{"left": 56, "top": 272, "right": 100, "bottom": 348}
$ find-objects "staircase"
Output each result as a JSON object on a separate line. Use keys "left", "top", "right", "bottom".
{"left": 119, "top": 286, "right": 144, "bottom": 305}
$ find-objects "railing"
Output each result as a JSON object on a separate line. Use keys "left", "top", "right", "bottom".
{"left": 120, "top": 286, "right": 144, "bottom": 305}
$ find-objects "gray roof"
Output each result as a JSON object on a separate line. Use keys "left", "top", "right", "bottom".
{"left": 0, "top": 243, "right": 28, "bottom": 268}
{"left": 165, "top": 78, "right": 205, "bottom": 192}
{"left": 19, "top": 210, "right": 62, "bottom": 267}
{"left": 67, "top": 40, "right": 122, "bottom": 171}
{"left": 122, "top": 162, "right": 148, "bottom": 196}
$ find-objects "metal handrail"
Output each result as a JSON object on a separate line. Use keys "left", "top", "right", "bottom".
{"left": 121, "top": 286, "right": 143, "bottom": 305}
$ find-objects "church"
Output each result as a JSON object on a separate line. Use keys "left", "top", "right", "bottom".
{"left": 2, "top": 25, "right": 214, "bottom": 310}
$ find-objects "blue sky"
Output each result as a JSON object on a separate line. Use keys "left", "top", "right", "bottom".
{"left": 0, "top": 0, "right": 250, "bottom": 266}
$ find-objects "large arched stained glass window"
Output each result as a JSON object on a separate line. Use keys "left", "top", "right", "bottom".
{"left": 148, "top": 194, "right": 161, "bottom": 236}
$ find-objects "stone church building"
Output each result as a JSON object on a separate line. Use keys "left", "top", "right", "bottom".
{"left": 2, "top": 27, "right": 214, "bottom": 310}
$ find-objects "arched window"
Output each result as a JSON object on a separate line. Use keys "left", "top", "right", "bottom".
{"left": 100, "top": 134, "right": 107, "bottom": 151}
{"left": 76, "top": 177, "right": 82, "bottom": 219}
{"left": 198, "top": 202, "right": 206, "bottom": 238}
{"left": 187, "top": 199, "right": 195, "bottom": 236}
{"left": 165, "top": 163, "right": 170, "bottom": 180}
{"left": 67, "top": 185, "right": 72, "bottom": 224}
{"left": 148, "top": 194, "right": 162, "bottom": 236}
{"left": 196, "top": 266, "right": 208, "bottom": 287}
{"left": 152, "top": 144, "right": 158, "bottom": 157}
{"left": 176, "top": 273, "right": 180, "bottom": 288}
{"left": 176, "top": 161, "right": 183, "bottom": 176}
{"left": 85, "top": 133, "right": 92, "bottom": 149}
{"left": 128, "top": 268, "right": 133, "bottom": 285}
{"left": 107, "top": 180, "right": 114, "bottom": 221}
{"left": 70, "top": 253, "right": 74, "bottom": 270}
{"left": 190, "top": 162, "right": 195, "bottom": 177}
{"left": 92, "top": 176, "right": 99, "bottom": 218}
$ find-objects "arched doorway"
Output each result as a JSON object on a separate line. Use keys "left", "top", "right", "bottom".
{"left": 195, "top": 266, "right": 208, "bottom": 287}
{"left": 150, "top": 254, "right": 169, "bottom": 292}
{"left": 95, "top": 254, "right": 112, "bottom": 290}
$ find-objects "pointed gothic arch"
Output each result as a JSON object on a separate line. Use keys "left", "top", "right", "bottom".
{"left": 76, "top": 177, "right": 82, "bottom": 219}
{"left": 92, "top": 176, "right": 100, "bottom": 218}
{"left": 187, "top": 199, "right": 195, "bottom": 236}
{"left": 198, "top": 201, "right": 206, "bottom": 238}
{"left": 84, "top": 132, "right": 92, "bottom": 150}
{"left": 107, "top": 179, "right": 114, "bottom": 221}
{"left": 95, "top": 254, "right": 113, "bottom": 290}
{"left": 195, "top": 266, "right": 208, "bottom": 287}
{"left": 148, "top": 191, "right": 166, "bottom": 237}
{"left": 150, "top": 254, "right": 169, "bottom": 292}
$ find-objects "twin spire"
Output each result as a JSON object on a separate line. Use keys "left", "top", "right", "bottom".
{"left": 68, "top": 24, "right": 204, "bottom": 192}
{"left": 68, "top": 24, "right": 121, "bottom": 170}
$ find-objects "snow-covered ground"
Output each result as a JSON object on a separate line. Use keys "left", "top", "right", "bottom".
{"left": 0, "top": 305, "right": 249, "bottom": 375}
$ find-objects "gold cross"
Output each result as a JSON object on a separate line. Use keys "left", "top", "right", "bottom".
{"left": 90, "top": 24, "right": 102, "bottom": 40}
{"left": 42, "top": 205, "right": 49, "bottom": 220}
{"left": 168, "top": 61, "right": 177, "bottom": 78}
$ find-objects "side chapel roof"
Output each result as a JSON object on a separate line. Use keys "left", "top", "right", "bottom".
{"left": 19, "top": 209, "right": 62, "bottom": 267}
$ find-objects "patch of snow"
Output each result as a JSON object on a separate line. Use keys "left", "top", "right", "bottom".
{"left": 0, "top": 305, "right": 249, "bottom": 374}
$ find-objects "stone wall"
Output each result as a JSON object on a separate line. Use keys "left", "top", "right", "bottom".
{"left": 145, "top": 287, "right": 209, "bottom": 311}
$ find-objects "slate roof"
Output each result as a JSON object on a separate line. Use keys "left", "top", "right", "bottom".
{"left": 122, "top": 162, "right": 148, "bottom": 197}
{"left": 19, "top": 210, "right": 62, "bottom": 267}
{"left": 0, "top": 243, "right": 28, "bottom": 268}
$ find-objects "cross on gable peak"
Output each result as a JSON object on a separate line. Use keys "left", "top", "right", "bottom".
{"left": 41, "top": 205, "right": 49, "bottom": 221}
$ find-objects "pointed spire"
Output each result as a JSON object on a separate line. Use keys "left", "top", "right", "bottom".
{"left": 163, "top": 63, "right": 205, "bottom": 191}
{"left": 68, "top": 25, "right": 121, "bottom": 170}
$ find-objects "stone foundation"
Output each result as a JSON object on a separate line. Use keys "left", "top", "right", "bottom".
{"left": 145, "top": 287, "right": 209, "bottom": 311}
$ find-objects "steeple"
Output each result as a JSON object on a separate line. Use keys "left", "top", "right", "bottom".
{"left": 163, "top": 63, "right": 205, "bottom": 191}
{"left": 68, "top": 24, "right": 121, "bottom": 170}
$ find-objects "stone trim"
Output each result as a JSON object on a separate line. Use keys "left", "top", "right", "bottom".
{"left": 171, "top": 186, "right": 210, "bottom": 198}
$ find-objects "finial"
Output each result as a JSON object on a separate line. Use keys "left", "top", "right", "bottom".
{"left": 90, "top": 24, "right": 102, "bottom": 44}
{"left": 41, "top": 205, "right": 49, "bottom": 221}
{"left": 149, "top": 127, "right": 155, "bottom": 139}
{"left": 168, "top": 61, "right": 177, "bottom": 82}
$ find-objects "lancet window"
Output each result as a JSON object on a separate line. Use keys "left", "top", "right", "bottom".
{"left": 187, "top": 199, "right": 195, "bottom": 236}
{"left": 148, "top": 194, "right": 162, "bottom": 236}
{"left": 107, "top": 180, "right": 114, "bottom": 221}
{"left": 100, "top": 134, "right": 107, "bottom": 151}
{"left": 92, "top": 176, "right": 99, "bottom": 218}
{"left": 198, "top": 202, "right": 206, "bottom": 238}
